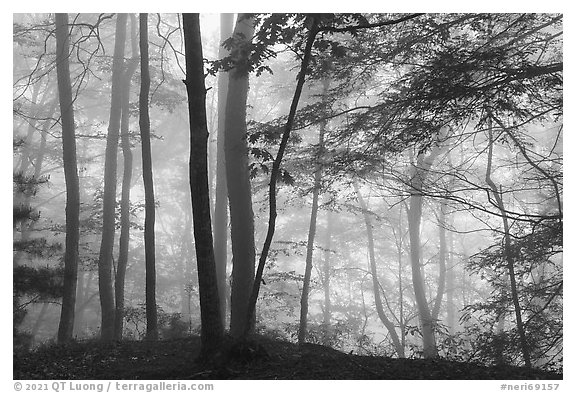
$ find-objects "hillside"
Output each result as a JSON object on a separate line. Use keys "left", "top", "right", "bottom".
{"left": 14, "top": 335, "right": 562, "bottom": 380}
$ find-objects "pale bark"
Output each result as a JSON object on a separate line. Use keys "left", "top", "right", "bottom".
{"left": 355, "top": 182, "right": 404, "bottom": 357}
{"left": 322, "top": 210, "right": 333, "bottom": 332}
{"left": 407, "top": 145, "right": 444, "bottom": 359}
{"left": 225, "top": 14, "right": 256, "bottom": 338}
{"left": 213, "top": 13, "right": 235, "bottom": 327}
{"left": 432, "top": 202, "right": 447, "bottom": 321}
{"left": 298, "top": 79, "right": 330, "bottom": 344}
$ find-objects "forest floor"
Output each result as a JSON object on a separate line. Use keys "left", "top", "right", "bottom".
{"left": 14, "top": 335, "right": 562, "bottom": 380}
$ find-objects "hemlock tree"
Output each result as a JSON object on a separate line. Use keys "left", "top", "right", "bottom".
{"left": 182, "top": 12, "right": 224, "bottom": 356}
{"left": 55, "top": 13, "right": 80, "bottom": 343}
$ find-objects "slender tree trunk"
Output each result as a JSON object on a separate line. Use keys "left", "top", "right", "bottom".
{"left": 245, "top": 16, "right": 320, "bottom": 338}
{"left": 114, "top": 14, "right": 139, "bottom": 341}
{"left": 432, "top": 202, "right": 447, "bottom": 321}
{"left": 298, "top": 79, "right": 329, "bottom": 344}
{"left": 98, "top": 13, "right": 127, "bottom": 341}
{"left": 355, "top": 182, "right": 404, "bottom": 357}
{"left": 55, "top": 13, "right": 80, "bottom": 344}
{"left": 139, "top": 13, "right": 158, "bottom": 341}
{"left": 446, "top": 217, "right": 456, "bottom": 335}
{"left": 225, "top": 14, "right": 257, "bottom": 338}
{"left": 322, "top": 209, "right": 333, "bottom": 343}
{"left": 213, "top": 12, "right": 235, "bottom": 328}
{"left": 182, "top": 13, "right": 224, "bottom": 356}
{"left": 407, "top": 146, "right": 444, "bottom": 359}
{"left": 485, "top": 117, "right": 531, "bottom": 368}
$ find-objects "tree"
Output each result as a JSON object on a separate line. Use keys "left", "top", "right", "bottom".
{"left": 298, "top": 78, "right": 329, "bottom": 344}
{"left": 224, "top": 14, "right": 257, "bottom": 338}
{"left": 245, "top": 15, "right": 320, "bottom": 338}
{"left": 55, "top": 13, "right": 80, "bottom": 343}
{"left": 98, "top": 12, "right": 127, "bottom": 342}
{"left": 407, "top": 142, "right": 446, "bottom": 359}
{"left": 182, "top": 12, "right": 224, "bottom": 356}
{"left": 354, "top": 182, "right": 404, "bottom": 357}
{"left": 139, "top": 12, "right": 159, "bottom": 342}
{"left": 485, "top": 115, "right": 530, "bottom": 368}
{"left": 114, "top": 13, "right": 140, "bottom": 341}
{"left": 213, "top": 12, "right": 235, "bottom": 327}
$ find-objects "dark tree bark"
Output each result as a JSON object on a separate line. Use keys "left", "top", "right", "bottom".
{"left": 245, "top": 16, "right": 320, "bottom": 338}
{"left": 225, "top": 14, "right": 257, "bottom": 338}
{"left": 114, "top": 13, "right": 140, "bottom": 341}
{"left": 55, "top": 13, "right": 80, "bottom": 344}
{"left": 98, "top": 13, "right": 127, "bottom": 341}
{"left": 213, "top": 12, "right": 235, "bottom": 327}
{"left": 139, "top": 12, "right": 159, "bottom": 342}
{"left": 182, "top": 13, "right": 224, "bottom": 356}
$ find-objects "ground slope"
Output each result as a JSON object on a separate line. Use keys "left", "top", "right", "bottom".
{"left": 13, "top": 335, "right": 562, "bottom": 380}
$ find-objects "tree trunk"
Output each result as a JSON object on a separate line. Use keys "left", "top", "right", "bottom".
{"left": 298, "top": 79, "right": 329, "bottom": 344}
{"left": 98, "top": 13, "right": 127, "bottom": 341}
{"left": 355, "top": 182, "right": 404, "bottom": 358}
{"left": 114, "top": 13, "right": 139, "bottom": 341}
{"left": 245, "top": 16, "right": 320, "bottom": 338}
{"left": 182, "top": 13, "right": 224, "bottom": 356}
{"left": 432, "top": 202, "right": 447, "bottom": 321}
{"left": 446, "top": 217, "right": 456, "bottom": 335}
{"left": 322, "top": 209, "right": 333, "bottom": 343}
{"left": 485, "top": 115, "right": 531, "bottom": 368}
{"left": 224, "top": 14, "right": 257, "bottom": 338}
{"left": 213, "top": 12, "right": 235, "bottom": 328}
{"left": 407, "top": 146, "right": 444, "bottom": 359}
{"left": 55, "top": 13, "right": 80, "bottom": 344}
{"left": 139, "top": 12, "right": 159, "bottom": 342}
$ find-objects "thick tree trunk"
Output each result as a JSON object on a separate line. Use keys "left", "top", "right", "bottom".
{"left": 225, "top": 14, "right": 257, "bottom": 338}
{"left": 213, "top": 13, "right": 235, "bottom": 328}
{"left": 355, "top": 182, "right": 404, "bottom": 357}
{"left": 139, "top": 12, "right": 159, "bottom": 342}
{"left": 182, "top": 13, "right": 224, "bottom": 356}
{"left": 55, "top": 13, "right": 80, "bottom": 344}
{"left": 98, "top": 13, "right": 127, "bottom": 341}
{"left": 114, "top": 14, "right": 139, "bottom": 341}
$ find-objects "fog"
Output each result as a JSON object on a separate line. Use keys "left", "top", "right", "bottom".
{"left": 13, "top": 13, "right": 562, "bottom": 375}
